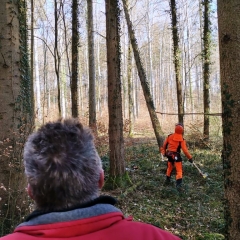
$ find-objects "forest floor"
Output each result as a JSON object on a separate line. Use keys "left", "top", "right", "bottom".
{"left": 95, "top": 120, "right": 224, "bottom": 240}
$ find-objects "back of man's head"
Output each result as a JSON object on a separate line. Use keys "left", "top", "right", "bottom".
{"left": 175, "top": 123, "right": 184, "bottom": 134}
{"left": 24, "top": 118, "right": 102, "bottom": 211}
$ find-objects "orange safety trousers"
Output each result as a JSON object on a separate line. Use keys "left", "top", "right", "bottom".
{"left": 166, "top": 161, "right": 182, "bottom": 180}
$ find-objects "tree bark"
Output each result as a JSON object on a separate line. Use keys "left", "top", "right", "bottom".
{"left": 218, "top": 0, "right": 240, "bottom": 239}
{"left": 30, "top": 0, "right": 35, "bottom": 116}
{"left": 71, "top": 0, "right": 79, "bottom": 117}
{"left": 169, "top": 0, "right": 184, "bottom": 124}
{"left": 87, "top": 0, "right": 96, "bottom": 129}
{"left": 105, "top": 0, "right": 126, "bottom": 185}
{"left": 203, "top": 0, "right": 211, "bottom": 140}
{"left": 0, "top": 0, "right": 32, "bottom": 234}
{"left": 127, "top": 38, "right": 134, "bottom": 137}
{"left": 54, "top": 0, "right": 61, "bottom": 117}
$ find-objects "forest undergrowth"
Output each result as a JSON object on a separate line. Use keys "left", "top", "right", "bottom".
{"left": 97, "top": 134, "right": 224, "bottom": 240}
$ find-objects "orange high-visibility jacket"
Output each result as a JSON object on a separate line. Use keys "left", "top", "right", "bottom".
{"left": 160, "top": 133, "right": 192, "bottom": 160}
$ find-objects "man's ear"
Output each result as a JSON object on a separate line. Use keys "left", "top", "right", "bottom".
{"left": 27, "top": 184, "right": 35, "bottom": 200}
{"left": 98, "top": 170, "right": 104, "bottom": 189}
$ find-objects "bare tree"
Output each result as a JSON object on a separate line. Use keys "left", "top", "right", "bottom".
{"left": 203, "top": 0, "right": 211, "bottom": 140}
{"left": 0, "top": 0, "right": 32, "bottom": 234}
{"left": 218, "top": 1, "right": 240, "bottom": 239}
{"left": 54, "top": 0, "right": 62, "bottom": 117}
{"left": 127, "top": 38, "right": 134, "bottom": 137}
{"left": 105, "top": 0, "right": 126, "bottom": 187}
{"left": 169, "top": 0, "right": 184, "bottom": 124}
{"left": 71, "top": 0, "right": 79, "bottom": 117}
{"left": 87, "top": 0, "right": 96, "bottom": 129}
{"left": 30, "top": 0, "right": 35, "bottom": 115}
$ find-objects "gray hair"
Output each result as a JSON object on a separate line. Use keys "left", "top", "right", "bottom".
{"left": 24, "top": 118, "right": 102, "bottom": 211}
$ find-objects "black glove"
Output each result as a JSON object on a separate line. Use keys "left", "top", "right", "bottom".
{"left": 189, "top": 159, "right": 193, "bottom": 163}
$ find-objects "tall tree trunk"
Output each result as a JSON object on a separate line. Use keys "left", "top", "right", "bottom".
{"left": 0, "top": 0, "right": 32, "bottom": 234}
{"left": 87, "top": 0, "right": 96, "bottom": 129}
{"left": 203, "top": 0, "right": 211, "bottom": 140}
{"left": 146, "top": 0, "right": 154, "bottom": 103}
{"left": 43, "top": 32, "right": 48, "bottom": 124}
{"left": 30, "top": 0, "right": 35, "bottom": 116}
{"left": 122, "top": 0, "right": 163, "bottom": 147}
{"left": 127, "top": 38, "right": 134, "bottom": 137}
{"left": 198, "top": 0, "right": 204, "bottom": 106}
{"left": 218, "top": 1, "right": 240, "bottom": 239}
{"left": 105, "top": 0, "right": 126, "bottom": 187}
{"left": 54, "top": 0, "right": 61, "bottom": 117}
{"left": 71, "top": 0, "right": 79, "bottom": 117}
{"left": 169, "top": 0, "right": 184, "bottom": 124}
{"left": 34, "top": 39, "right": 42, "bottom": 122}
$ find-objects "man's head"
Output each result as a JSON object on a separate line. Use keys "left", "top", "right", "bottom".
{"left": 175, "top": 123, "right": 184, "bottom": 134}
{"left": 24, "top": 118, "right": 103, "bottom": 211}
{"left": 173, "top": 123, "right": 184, "bottom": 141}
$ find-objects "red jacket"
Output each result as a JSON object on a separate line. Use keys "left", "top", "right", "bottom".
{"left": 1, "top": 197, "right": 180, "bottom": 240}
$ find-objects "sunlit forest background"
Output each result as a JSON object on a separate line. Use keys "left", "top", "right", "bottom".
{"left": 31, "top": 0, "right": 221, "bottom": 135}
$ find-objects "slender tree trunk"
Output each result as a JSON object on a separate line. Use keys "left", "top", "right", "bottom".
{"left": 30, "top": 0, "right": 35, "bottom": 116}
{"left": 96, "top": 34, "right": 102, "bottom": 113}
{"left": 203, "top": 0, "right": 211, "bottom": 140}
{"left": 195, "top": 0, "right": 203, "bottom": 107}
{"left": 71, "top": 0, "right": 79, "bottom": 118}
{"left": 87, "top": 0, "right": 96, "bottom": 129}
{"left": 54, "top": 0, "right": 61, "bottom": 117}
{"left": 71, "top": 0, "right": 79, "bottom": 117}
{"left": 127, "top": 39, "right": 134, "bottom": 137}
{"left": 122, "top": 0, "right": 163, "bottom": 147}
{"left": 218, "top": 1, "right": 240, "bottom": 239}
{"left": 43, "top": 33, "right": 48, "bottom": 124}
{"left": 146, "top": 0, "right": 154, "bottom": 103}
{"left": 61, "top": 1, "right": 71, "bottom": 76}
{"left": 34, "top": 39, "right": 42, "bottom": 122}
{"left": 105, "top": 0, "right": 126, "bottom": 186}
{"left": 169, "top": 0, "right": 184, "bottom": 124}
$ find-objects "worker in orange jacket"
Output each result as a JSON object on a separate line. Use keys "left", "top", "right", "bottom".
{"left": 160, "top": 123, "right": 193, "bottom": 189}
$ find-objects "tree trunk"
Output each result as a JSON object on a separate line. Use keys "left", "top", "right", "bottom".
{"left": 203, "top": 0, "right": 211, "bottom": 140}
{"left": 34, "top": 39, "right": 42, "bottom": 122}
{"left": 218, "top": 1, "right": 240, "bottom": 239}
{"left": 122, "top": 0, "right": 163, "bottom": 147}
{"left": 54, "top": 0, "right": 61, "bottom": 117}
{"left": 71, "top": 0, "right": 79, "bottom": 117}
{"left": 30, "top": 0, "right": 35, "bottom": 116}
{"left": 169, "top": 0, "right": 184, "bottom": 124}
{"left": 0, "top": 0, "right": 32, "bottom": 234}
{"left": 87, "top": 0, "right": 96, "bottom": 129}
{"left": 105, "top": 0, "right": 126, "bottom": 188}
{"left": 127, "top": 39, "right": 134, "bottom": 137}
